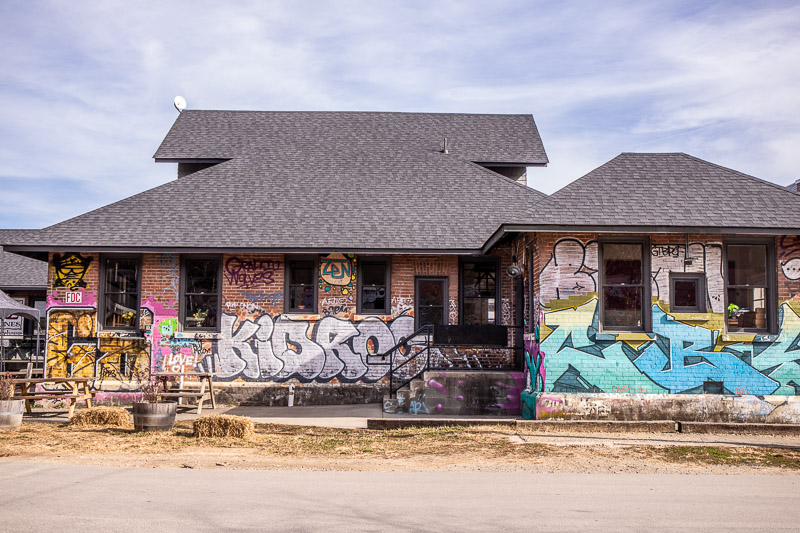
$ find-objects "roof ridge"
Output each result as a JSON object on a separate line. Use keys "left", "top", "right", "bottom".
{"left": 180, "top": 109, "right": 535, "bottom": 117}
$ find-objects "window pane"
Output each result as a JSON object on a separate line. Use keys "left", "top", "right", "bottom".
{"left": 105, "top": 292, "right": 138, "bottom": 327}
{"left": 727, "top": 287, "right": 767, "bottom": 329}
{"left": 463, "top": 297, "right": 496, "bottom": 325}
{"left": 462, "top": 262, "right": 496, "bottom": 298}
{"left": 185, "top": 294, "right": 218, "bottom": 328}
{"left": 289, "top": 285, "right": 315, "bottom": 311}
{"left": 362, "top": 262, "right": 386, "bottom": 286}
{"left": 604, "top": 244, "right": 642, "bottom": 285}
{"left": 418, "top": 280, "right": 444, "bottom": 305}
{"left": 361, "top": 286, "right": 387, "bottom": 311}
{"left": 418, "top": 307, "right": 444, "bottom": 327}
{"left": 186, "top": 259, "right": 218, "bottom": 293}
{"left": 603, "top": 286, "right": 642, "bottom": 328}
{"left": 673, "top": 280, "right": 698, "bottom": 308}
{"left": 104, "top": 258, "right": 138, "bottom": 293}
{"left": 727, "top": 245, "right": 767, "bottom": 286}
{"left": 290, "top": 262, "right": 314, "bottom": 285}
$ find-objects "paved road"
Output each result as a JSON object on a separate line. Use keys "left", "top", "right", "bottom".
{"left": 1, "top": 462, "right": 798, "bottom": 532}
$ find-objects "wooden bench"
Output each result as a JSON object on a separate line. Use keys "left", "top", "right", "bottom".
{"left": 12, "top": 378, "right": 95, "bottom": 418}
{"left": 153, "top": 372, "right": 216, "bottom": 415}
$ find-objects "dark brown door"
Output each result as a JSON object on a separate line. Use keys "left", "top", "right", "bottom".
{"left": 415, "top": 277, "right": 448, "bottom": 329}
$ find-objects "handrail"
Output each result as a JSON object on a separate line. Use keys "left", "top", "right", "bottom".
{"left": 376, "top": 324, "right": 434, "bottom": 397}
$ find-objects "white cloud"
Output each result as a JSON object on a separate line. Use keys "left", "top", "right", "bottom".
{"left": 1, "top": 1, "right": 799, "bottom": 227}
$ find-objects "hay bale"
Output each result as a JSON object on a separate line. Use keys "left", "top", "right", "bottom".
{"left": 192, "top": 414, "right": 254, "bottom": 439}
{"left": 70, "top": 406, "right": 132, "bottom": 428}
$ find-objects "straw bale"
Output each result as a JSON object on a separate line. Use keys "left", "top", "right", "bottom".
{"left": 192, "top": 414, "right": 255, "bottom": 439}
{"left": 69, "top": 406, "right": 132, "bottom": 428}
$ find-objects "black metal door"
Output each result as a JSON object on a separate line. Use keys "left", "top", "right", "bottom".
{"left": 415, "top": 277, "right": 448, "bottom": 329}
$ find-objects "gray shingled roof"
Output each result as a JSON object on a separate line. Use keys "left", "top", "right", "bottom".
{"left": 0, "top": 231, "right": 47, "bottom": 289}
{"left": 4, "top": 111, "right": 549, "bottom": 252}
{"left": 527, "top": 153, "right": 800, "bottom": 231}
{"left": 154, "top": 110, "right": 549, "bottom": 165}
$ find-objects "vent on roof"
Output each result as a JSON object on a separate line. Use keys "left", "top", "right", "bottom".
{"left": 442, "top": 137, "right": 449, "bottom": 154}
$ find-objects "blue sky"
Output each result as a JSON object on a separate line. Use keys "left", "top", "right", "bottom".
{"left": 1, "top": 1, "right": 799, "bottom": 228}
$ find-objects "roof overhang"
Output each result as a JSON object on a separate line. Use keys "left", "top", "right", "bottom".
{"left": 4, "top": 245, "right": 488, "bottom": 256}
{"left": 482, "top": 224, "right": 800, "bottom": 253}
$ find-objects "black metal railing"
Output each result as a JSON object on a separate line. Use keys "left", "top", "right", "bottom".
{"left": 366, "top": 324, "right": 434, "bottom": 396}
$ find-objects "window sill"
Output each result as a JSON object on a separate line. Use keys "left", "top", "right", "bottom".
{"left": 721, "top": 332, "right": 778, "bottom": 343}
{"left": 596, "top": 331, "right": 654, "bottom": 341}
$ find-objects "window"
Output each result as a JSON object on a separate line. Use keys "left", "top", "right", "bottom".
{"left": 669, "top": 272, "right": 706, "bottom": 313}
{"left": 181, "top": 257, "right": 221, "bottom": 330}
{"left": 599, "top": 240, "right": 649, "bottom": 331}
{"left": 725, "top": 241, "right": 775, "bottom": 332}
{"left": 100, "top": 256, "right": 140, "bottom": 329}
{"left": 460, "top": 259, "right": 499, "bottom": 325}
{"left": 285, "top": 257, "right": 318, "bottom": 313}
{"left": 358, "top": 258, "right": 390, "bottom": 314}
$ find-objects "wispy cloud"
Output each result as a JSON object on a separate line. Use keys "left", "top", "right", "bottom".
{"left": 1, "top": 0, "right": 799, "bottom": 226}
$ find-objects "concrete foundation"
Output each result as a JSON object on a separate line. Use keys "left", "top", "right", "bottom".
{"left": 212, "top": 383, "right": 386, "bottom": 407}
{"left": 528, "top": 392, "right": 800, "bottom": 424}
{"left": 383, "top": 371, "right": 526, "bottom": 416}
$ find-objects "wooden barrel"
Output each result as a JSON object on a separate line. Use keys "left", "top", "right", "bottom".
{"left": 132, "top": 401, "right": 177, "bottom": 432}
{"left": 0, "top": 399, "right": 24, "bottom": 431}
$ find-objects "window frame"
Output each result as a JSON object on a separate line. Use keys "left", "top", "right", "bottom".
{"left": 357, "top": 256, "right": 391, "bottom": 315}
{"left": 414, "top": 276, "right": 449, "bottom": 329}
{"left": 669, "top": 272, "right": 707, "bottom": 313}
{"left": 598, "top": 237, "right": 651, "bottom": 333}
{"left": 284, "top": 256, "right": 319, "bottom": 314}
{"left": 723, "top": 238, "right": 777, "bottom": 334}
{"left": 179, "top": 255, "right": 223, "bottom": 333}
{"left": 98, "top": 254, "right": 142, "bottom": 331}
{"left": 458, "top": 256, "right": 500, "bottom": 326}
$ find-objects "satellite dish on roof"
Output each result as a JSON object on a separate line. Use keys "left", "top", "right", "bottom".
{"left": 174, "top": 95, "right": 187, "bottom": 113}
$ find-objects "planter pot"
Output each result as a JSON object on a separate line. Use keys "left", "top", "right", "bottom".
{"left": 132, "top": 401, "right": 177, "bottom": 432}
{"left": 0, "top": 399, "right": 25, "bottom": 431}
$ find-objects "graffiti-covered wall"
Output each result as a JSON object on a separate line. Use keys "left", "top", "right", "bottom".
{"left": 44, "top": 250, "right": 519, "bottom": 388}
{"left": 525, "top": 234, "right": 800, "bottom": 398}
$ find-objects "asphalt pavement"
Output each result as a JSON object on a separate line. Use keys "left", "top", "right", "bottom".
{"left": 0, "top": 462, "right": 798, "bottom": 532}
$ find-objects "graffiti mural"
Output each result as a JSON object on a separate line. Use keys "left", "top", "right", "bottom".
{"left": 224, "top": 257, "right": 281, "bottom": 288}
{"left": 521, "top": 298, "right": 546, "bottom": 419}
{"left": 650, "top": 242, "right": 724, "bottom": 313}
{"left": 534, "top": 297, "right": 800, "bottom": 398}
{"left": 155, "top": 253, "right": 180, "bottom": 301}
{"left": 52, "top": 253, "right": 93, "bottom": 290}
{"left": 202, "top": 312, "right": 415, "bottom": 383}
{"left": 539, "top": 238, "right": 597, "bottom": 306}
{"left": 319, "top": 253, "right": 356, "bottom": 295}
{"left": 779, "top": 236, "right": 800, "bottom": 300}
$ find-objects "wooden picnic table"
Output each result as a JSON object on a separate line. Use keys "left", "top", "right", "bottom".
{"left": 152, "top": 371, "right": 216, "bottom": 415}
{"left": 1, "top": 359, "right": 44, "bottom": 378}
{"left": 11, "top": 377, "right": 94, "bottom": 418}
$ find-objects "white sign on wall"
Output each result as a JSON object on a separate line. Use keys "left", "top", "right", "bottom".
{"left": 64, "top": 291, "right": 82, "bottom": 304}
{"left": 2, "top": 298, "right": 25, "bottom": 337}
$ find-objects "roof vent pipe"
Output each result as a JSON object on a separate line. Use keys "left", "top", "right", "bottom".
{"left": 442, "top": 137, "right": 449, "bottom": 154}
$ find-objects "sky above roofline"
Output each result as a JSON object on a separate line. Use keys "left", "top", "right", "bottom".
{"left": 1, "top": 1, "right": 799, "bottom": 229}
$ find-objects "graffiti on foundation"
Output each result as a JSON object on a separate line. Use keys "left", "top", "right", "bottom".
{"left": 52, "top": 253, "right": 93, "bottom": 290}
{"left": 202, "top": 312, "right": 415, "bottom": 383}
{"left": 319, "top": 254, "right": 356, "bottom": 295}
{"left": 224, "top": 257, "right": 281, "bottom": 288}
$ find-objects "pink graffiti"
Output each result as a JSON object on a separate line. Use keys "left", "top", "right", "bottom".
{"left": 47, "top": 289, "right": 97, "bottom": 307}
{"left": 427, "top": 378, "right": 448, "bottom": 395}
{"left": 141, "top": 296, "right": 178, "bottom": 373}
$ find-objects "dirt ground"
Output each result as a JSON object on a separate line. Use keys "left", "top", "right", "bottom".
{"left": 3, "top": 421, "right": 800, "bottom": 474}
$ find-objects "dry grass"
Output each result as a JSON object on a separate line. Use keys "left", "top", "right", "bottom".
{"left": 1, "top": 422, "right": 799, "bottom": 473}
{"left": 193, "top": 414, "right": 254, "bottom": 439}
{"left": 69, "top": 407, "right": 131, "bottom": 428}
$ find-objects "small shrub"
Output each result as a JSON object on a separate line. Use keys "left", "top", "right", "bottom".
{"left": 70, "top": 406, "right": 132, "bottom": 428}
{"left": 193, "top": 414, "right": 254, "bottom": 439}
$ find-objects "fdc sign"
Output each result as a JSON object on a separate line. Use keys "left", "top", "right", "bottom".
{"left": 64, "top": 292, "right": 82, "bottom": 304}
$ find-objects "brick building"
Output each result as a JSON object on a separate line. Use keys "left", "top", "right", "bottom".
{"left": 2, "top": 112, "right": 800, "bottom": 421}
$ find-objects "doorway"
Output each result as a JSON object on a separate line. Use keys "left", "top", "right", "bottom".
{"left": 414, "top": 277, "right": 448, "bottom": 329}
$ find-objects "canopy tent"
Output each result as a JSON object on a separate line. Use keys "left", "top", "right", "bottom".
{"left": 0, "top": 289, "right": 42, "bottom": 374}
